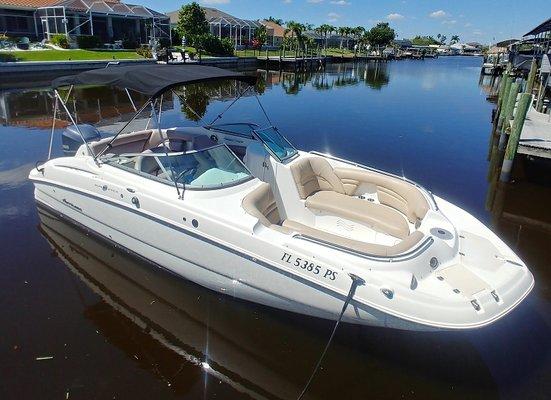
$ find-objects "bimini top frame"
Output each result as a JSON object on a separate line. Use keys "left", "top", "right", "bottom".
{"left": 51, "top": 64, "right": 257, "bottom": 98}
{"left": 50, "top": 64, "right": 258, "bottom": 156}
{"left": 48, "top": 64, "right": 259, "bottom": 198}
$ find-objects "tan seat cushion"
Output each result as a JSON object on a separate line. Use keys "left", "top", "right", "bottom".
{"left": 242, "top": 183, "right": 282, "bottom": 228}
{"left": 283, "top": 220, "right": 424, "bottom": 257}
{"left": 90, "top": 130, "right": 153, "bottom": 155}
{"left": 334, "top": 168, "right": 429, "bottom": 223}
{"left": 305, "top": 191, "right": 410, "bottom": 239}
{"left": 290, "top": 156, "right": 346, "bottom": 199}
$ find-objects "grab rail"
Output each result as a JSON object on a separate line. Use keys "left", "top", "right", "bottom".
{"left": 292, "top": 234, "right": 434, "bottom": 262}
{"left": 309, "top": 151, "right": 439, "bottom": 211}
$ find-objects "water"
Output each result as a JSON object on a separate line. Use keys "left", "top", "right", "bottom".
{"left": 1, "top": 57, "right": 550, "bottom": 399}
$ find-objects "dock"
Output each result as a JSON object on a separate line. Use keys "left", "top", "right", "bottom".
{"left": 516, "top": 105, "right": 551, "bottom": 159}
{"left": 256, "top": 55, "right": 327, "bottom": 70}
{"left": 486, "top": 54, "right": 551, "bottom": 184}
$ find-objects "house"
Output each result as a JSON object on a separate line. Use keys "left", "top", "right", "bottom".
{"left": 167, "top": 7, "right": 262, "bottom": 48}
{"left": 0, "top": 0, "right": 170, "bottom": 44}
{"left": 259, "top": 19, "right": 284, "bottom": 47}
{"left": 393, "top": 39, "right": 412, "bottom": 49}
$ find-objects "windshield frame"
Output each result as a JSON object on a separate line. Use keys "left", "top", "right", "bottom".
{"left": 206, "top": 122, "right": 260, "bottom": 139}
{"left": 252, "top": 126, "right": 299, "bottom": 162}
{"left": 101, "top": 144, "right": 254, "bottom": 191}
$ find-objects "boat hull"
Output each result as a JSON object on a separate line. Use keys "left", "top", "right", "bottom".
{"left": 32, "top": 179, "right": 431, "bottom": 331}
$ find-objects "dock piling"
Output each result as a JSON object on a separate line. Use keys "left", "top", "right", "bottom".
{"left": 500, "top": 93, "right": 531, "bottom": 182}
{"left": 525, "top": 58, "right": 538, "bottom": 94}
{"left": 498, "top": 82, "right": 520, "bottom": 151}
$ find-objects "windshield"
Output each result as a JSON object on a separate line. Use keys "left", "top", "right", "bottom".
{"left": 253, "top": 126, "right": 298, "bottom": 161}
{"left": 105, "top": 145, "right": 252, "bottom": 190}
{"left": 208, "top": 123, "right": 258, "bottom": 138}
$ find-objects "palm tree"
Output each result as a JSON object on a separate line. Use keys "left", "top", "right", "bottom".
{"left": 352, "top": 26, "right": 365, "bottom": 56}
{"left": 285, "top": 20, "right": 307, "bottom": 53}
{"left": 337, "top": 27, "right": 346, "bottom": 49}
{"left": 450, "top": 35, "right": 460, "bottom": 44}
{"left": 315, "top": 24, "right": 334, "bottom": 53}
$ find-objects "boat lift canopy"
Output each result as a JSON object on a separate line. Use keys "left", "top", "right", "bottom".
{"left": 51, "top": 64, "right": 257, "bottom": 98}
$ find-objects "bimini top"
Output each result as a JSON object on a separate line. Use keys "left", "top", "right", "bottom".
{"left": 51, "top": 64, "right": 257, "bottom": 98}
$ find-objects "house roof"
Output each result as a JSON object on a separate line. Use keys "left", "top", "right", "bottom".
{"left": 260, "top": 20, "right": 285, "bottom": 38}
{"left": 0, "top": 0, "right": 57, "bottom": 8}
{"left": 0, "top": 0, "right": 167, "bottom": 17}
{"left": 525, "top": 17, "right": 551, "bottom": 36}
{"left": 167, "top": 6, "right": 260, "bottom": 28}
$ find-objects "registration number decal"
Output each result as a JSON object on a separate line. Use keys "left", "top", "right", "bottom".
{"left": 281, "top": 252, "right": 338, "bottom": 280}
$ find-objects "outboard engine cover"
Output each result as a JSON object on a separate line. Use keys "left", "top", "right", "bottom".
{"left": 62, "top": 124, "right": 102, "bottom": 155}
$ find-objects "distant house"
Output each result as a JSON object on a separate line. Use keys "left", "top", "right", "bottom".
{"left": 167, "top": 6, "right": 262, "bottom": 48}
{"left": 394, "top": 39, "right": 412, "bottom": 49}
{"left": 0, "top": 0, "right": 170, "bottom": 44}
{"left": 451, "top": 42, "right": 481, "bottom": 55}
{"left": 260, "top": 19, "right": 284, "bottom": 47}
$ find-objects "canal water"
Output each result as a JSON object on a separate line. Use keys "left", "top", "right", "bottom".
{"left": 1, "top": 57, "right": 549, "bottom": 399}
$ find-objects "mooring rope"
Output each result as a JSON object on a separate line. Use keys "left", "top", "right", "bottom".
{"left": 296, "top": 273, "right": 365, "bottom": 400}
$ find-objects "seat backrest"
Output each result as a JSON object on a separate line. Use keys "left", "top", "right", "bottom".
{"left": 290, "top": 156, "right": 345, "bottom": 199}
{"left": 89, "top": 130, "right": 153, "bottom": 155}
{"left": 334, "top": 167, "right": 430, "bottom": 222}
{"left": 242, "top": 183, "right": 281, "bottom": 227}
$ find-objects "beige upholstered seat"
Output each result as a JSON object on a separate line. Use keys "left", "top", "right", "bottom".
{"left": 290, "top": 156, "right": 421, "bottom": 238}
{"left": 305, "top": 191, "right": 410, "bottom": 239}
{"left": 282, "top": 220, "right": 424, "bottom": 257}
{"left": 89, "top": 130, "right": 217, "bottom": 157}
{"left": 242, "top": 183, "right": 288, "bottom": 233}
{"left": 89, "top": 130, "right": 154, "bottom": 155}
{"left": 290, "top": 156, "right": 346, "bottom": 199}
{"left": 333, "top": 168, "right": 429, "bottom": 223}
{"left": 241, "top": 182, "right": 425, "bottom": 257}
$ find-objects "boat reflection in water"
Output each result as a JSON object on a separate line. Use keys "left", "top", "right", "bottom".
{"left": 38, "top": 206, "right": 500, "bottom": 400}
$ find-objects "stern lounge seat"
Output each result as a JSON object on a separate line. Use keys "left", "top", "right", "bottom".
{"left": 242, "top": 183, "right": 424, "bottom": 257}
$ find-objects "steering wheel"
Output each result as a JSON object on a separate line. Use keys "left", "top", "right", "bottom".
{"left": 174, "top": 167, "right": 197, "bottom": 185}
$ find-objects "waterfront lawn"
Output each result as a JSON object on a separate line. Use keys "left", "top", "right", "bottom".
{"left": 0, "top": 49, "right": 144, "bottom": 62}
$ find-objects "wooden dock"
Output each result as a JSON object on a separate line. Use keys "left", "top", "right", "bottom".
{"left": 486, "top": 58, "right": 551, "bottom": 183}
{"left": 256, "top": 55, "right": 327, "bottom": 70}
{"left": 516, "top": 105, "right": 551, "bottom": 159}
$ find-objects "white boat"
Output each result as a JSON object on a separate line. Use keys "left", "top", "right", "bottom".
{"left": 29, "top": 64, "right": 534, "bottom": 331}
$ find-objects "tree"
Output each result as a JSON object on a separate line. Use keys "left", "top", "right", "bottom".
{"left": 253, "top": 25, "right": 267, "bottom": 50}
{"left": 337, "top": 27, "right": 346, "bottom": 48}
{"left": 266, "top": 16, "right": 283, "bottom": 26}
{"left": 285, "top": 20, "right": 306, "bottom": 51}
{"left": 176, "top": 2, "right": 209, "bottom": 46}
{"left": 450, "top": 35, "right": 460, "bottom": 44}
{"left": 411, "top": 35, "right": 439, "bottom": 46}
{"left": 365, "top": 23, "right": 395, "bottom": 54}
{"left": 352, "top": 26, "right": 365, "bottom": 55}
{"left": 436, "top": 33, "right": 447, "bottom": 45}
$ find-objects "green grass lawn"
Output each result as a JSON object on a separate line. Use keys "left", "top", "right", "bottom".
{"left": 0, "top": 49, "right": 144, "bottom": 62}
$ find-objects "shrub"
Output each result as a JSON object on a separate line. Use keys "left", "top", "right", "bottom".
{"left": 136, "top": 45, "right": 152, "bottom": 58}
{"left": 76, "top": 35, "right": 102, "bottom": 49}
{"left": 159, "top": 37, "right": 171, "bottom": 49}
{"left": 121, "top": 37, "right": 138, "bottom": 49}
{"left": 171, "top": 28, "right": 181, "bottom": 46}
{"left": 195, "top": 34, "right": 234, "bottom": 56}
{"left": 0, "top": 53, "right": 17, "bottom": 62}
{"left": 50, "top": 34, "right": 70, "bottom": 49}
